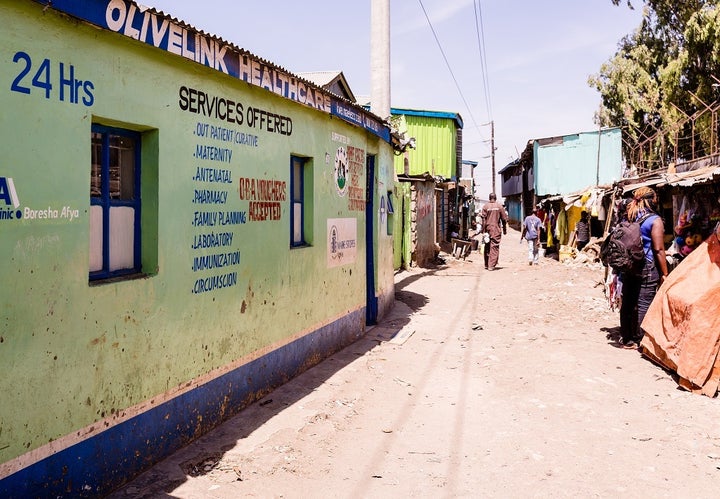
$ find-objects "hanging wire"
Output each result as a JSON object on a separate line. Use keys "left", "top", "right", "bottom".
{"left": 473, "top": 0, "right": 493, "bottom": 122}
{"left": 417, "top": 0, "right": 485, "bottom": 144}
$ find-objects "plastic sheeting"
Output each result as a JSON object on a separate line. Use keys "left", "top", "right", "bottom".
{"left": 641, "top": 231, "right": 720, "bottom": 396}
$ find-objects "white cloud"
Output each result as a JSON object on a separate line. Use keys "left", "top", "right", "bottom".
{"left": 393, "top": 0, "right": 474, "bottom": 36}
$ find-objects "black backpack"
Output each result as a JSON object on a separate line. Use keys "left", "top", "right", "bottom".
{"left": 600, "top": 213, "right": 652, "bottom": 274}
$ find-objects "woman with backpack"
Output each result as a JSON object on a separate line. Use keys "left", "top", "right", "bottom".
{"left": 619, "top": 187, "right": 669, "bottom": 349}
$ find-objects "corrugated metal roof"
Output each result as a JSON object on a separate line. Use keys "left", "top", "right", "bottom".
{"left": 298, "top": 71, "right": 343, "bottom": 87}
{"left": 136, "top": 3, "right": 300, "bottom": 84}
{"left": 668, "top": 166, "right": 720, "bottom": 186}
{"left": 621, "top": 165, "right": 720, "bottom": 194}
{"left": 298, "top": 70, "right": 356, "bottom": 102}
{"left": 391, "top": 108, "right": 464, "bottom": 129}
{"left": 530, "top": 126, "right": 622, "bottom": 144}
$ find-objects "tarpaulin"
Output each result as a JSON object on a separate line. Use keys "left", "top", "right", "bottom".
{"left": 641, "top": 230, "right": 720, "bottom": 396}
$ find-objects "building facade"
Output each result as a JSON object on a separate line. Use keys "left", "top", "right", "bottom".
{"left": 534, "top": 128, "right": 623, "bottom": 197}
{"left": 390, "top": 108, "right": 463, "bottom": 268}
{"left": 501, "top": 128, "right": 623, "bottom": 230}
{"left": 0, "top": 1, "right": 396, "bottom": 495}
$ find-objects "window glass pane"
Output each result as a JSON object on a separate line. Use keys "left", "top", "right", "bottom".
{"left": 109, "top": 206, "right": 135, "bottom": 271}
{"left": 109, "top": 134, "right": 135, "bottom": 200}
{"left": 292, "top": 159, "right": 302, "bottom": 202}
{"left": 293, "top": 202, "right": 303, "bottom": 244}
{"left": 89, "top": 205, "right": 104, "bottom": 272}
{"left": 91, "top": 132, "right": 102, "bottom": 197}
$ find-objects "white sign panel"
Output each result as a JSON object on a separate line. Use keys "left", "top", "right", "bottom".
{"left": 327, "top": 218, "right": 357, "bottom": 268}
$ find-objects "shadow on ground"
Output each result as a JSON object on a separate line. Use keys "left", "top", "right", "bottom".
{"left": 110, "top": 273, "right": 430, "bottom": 498}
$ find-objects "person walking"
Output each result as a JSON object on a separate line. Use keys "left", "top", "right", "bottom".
{"left": 618, "top": 187, "right": 669, "bottom": 349}
{"left": 575, "top": 210, "right": 591, "bottom": 250}
{"left": 521, "top": 207, "right": 543, "bottom": 265}
{"left": 480, "top": 193, "right": 508, "bottom": 270}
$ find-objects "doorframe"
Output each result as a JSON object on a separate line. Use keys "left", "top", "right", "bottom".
{"left": 365, "top": 154, "right": 378, "bottom": 325}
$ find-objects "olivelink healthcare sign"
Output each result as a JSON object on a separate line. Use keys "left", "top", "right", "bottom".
{"left": 34, "top": 0, "right": 389, "bottom": 141}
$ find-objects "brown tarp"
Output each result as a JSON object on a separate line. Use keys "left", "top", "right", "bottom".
{"left": 641, "top": 232, "right": 720, "bottom": 396}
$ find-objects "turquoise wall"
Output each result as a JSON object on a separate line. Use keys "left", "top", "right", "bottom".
{"left": 534, "top": 128, "right": 623, "bottom": 195}
{"left": 0, "top": 0, "right": 395, "bottom": 492}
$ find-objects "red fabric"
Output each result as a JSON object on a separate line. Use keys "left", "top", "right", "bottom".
{"left": 641, "top": 233, "right": 720, "bottom": 395}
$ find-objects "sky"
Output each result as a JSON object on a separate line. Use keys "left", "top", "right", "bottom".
{"left": 145, "top": 0, "right": 644, "bottom": 193}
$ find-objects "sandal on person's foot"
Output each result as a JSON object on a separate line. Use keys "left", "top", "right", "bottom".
{"left": 620, "top": 340, "right": 638, "bottom": 349}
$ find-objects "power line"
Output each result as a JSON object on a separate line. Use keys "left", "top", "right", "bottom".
{"left": 417, "top": 0, "right": 484, "bottom": 141}
{"left": 473, "top": 0, "right": 493, "bottom": 121}
{"left": 471, "top": 0, "right": 495, "bottom": 191}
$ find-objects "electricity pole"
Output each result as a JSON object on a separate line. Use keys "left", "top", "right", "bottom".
{"left": 491, "top": 121, "right": 496, "bottom": 195}
{"left": 370, "top": 0, "right": 390, "bottom": 119}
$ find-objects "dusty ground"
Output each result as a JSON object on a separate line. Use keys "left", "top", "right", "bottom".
{"left": 111, "top": 227, "right": 720, "bottom": 498}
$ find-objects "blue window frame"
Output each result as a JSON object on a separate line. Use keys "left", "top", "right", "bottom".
{"left": 290, "top": 155, "right": 306, "bottom": 247}
{"left": 386, "top": 190, "right": 394, "bottom": 235}
{"left": 90, "top": 124, "right": 142, "bottom": 281}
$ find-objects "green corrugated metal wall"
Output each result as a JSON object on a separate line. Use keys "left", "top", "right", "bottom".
{"left": 392, "top": 182, "right": 412, "bottom": 270}
{"left": 393, "top": 116, "right": 457, "bottom": 178}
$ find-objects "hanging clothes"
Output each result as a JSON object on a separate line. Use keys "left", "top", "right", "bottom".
{"left": 606, "top": 270, "right": 622, "bottom": 312}
{"left": 546, "top": 209, "right": 556, "bottom": 248}
{"left": 556, "top": 208, "right": 568, "bottom": 246}
{"left": 547, "top": 224, "right": 555, "bottom": 248}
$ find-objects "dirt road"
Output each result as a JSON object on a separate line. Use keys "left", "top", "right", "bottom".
{"left": 111, "top": 228, "right": 720, "bottom": 498}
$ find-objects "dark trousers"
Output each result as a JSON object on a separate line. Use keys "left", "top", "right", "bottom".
{"left": 483, "top": 233, "right": 501, "bottom": 269}
{"left": 619, "top": 260, "right": 659, "bottom": 343}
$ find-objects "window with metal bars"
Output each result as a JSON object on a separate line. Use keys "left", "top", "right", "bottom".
{"left": 89, "top": 124, "right": 141, "bottom": 281}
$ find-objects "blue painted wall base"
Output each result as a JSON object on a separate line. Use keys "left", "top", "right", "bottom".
{"left": 0, "top": 309, "right": 365, "bottom": 498}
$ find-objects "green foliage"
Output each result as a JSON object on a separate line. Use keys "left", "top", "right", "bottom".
{"left": 594, "top": 1, "right": 720, "bottom": 169}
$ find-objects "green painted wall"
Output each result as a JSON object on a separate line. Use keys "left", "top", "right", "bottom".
{"left": 392, "top": 182, "right": 412, "bottom": 269}
{"left": 393, "top": 115, "right": 458, "bottom": 178}
{"left": 0, "top": 1, "right": 394, "bottom": 465}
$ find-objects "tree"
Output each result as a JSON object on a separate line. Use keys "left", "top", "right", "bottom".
{"left": 591, "top": 1, "right": 720, "bottom": 171}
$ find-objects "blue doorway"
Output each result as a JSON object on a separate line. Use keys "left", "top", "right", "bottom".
{"left": 365, "top": 154, "right": 377, "bottom": 325}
